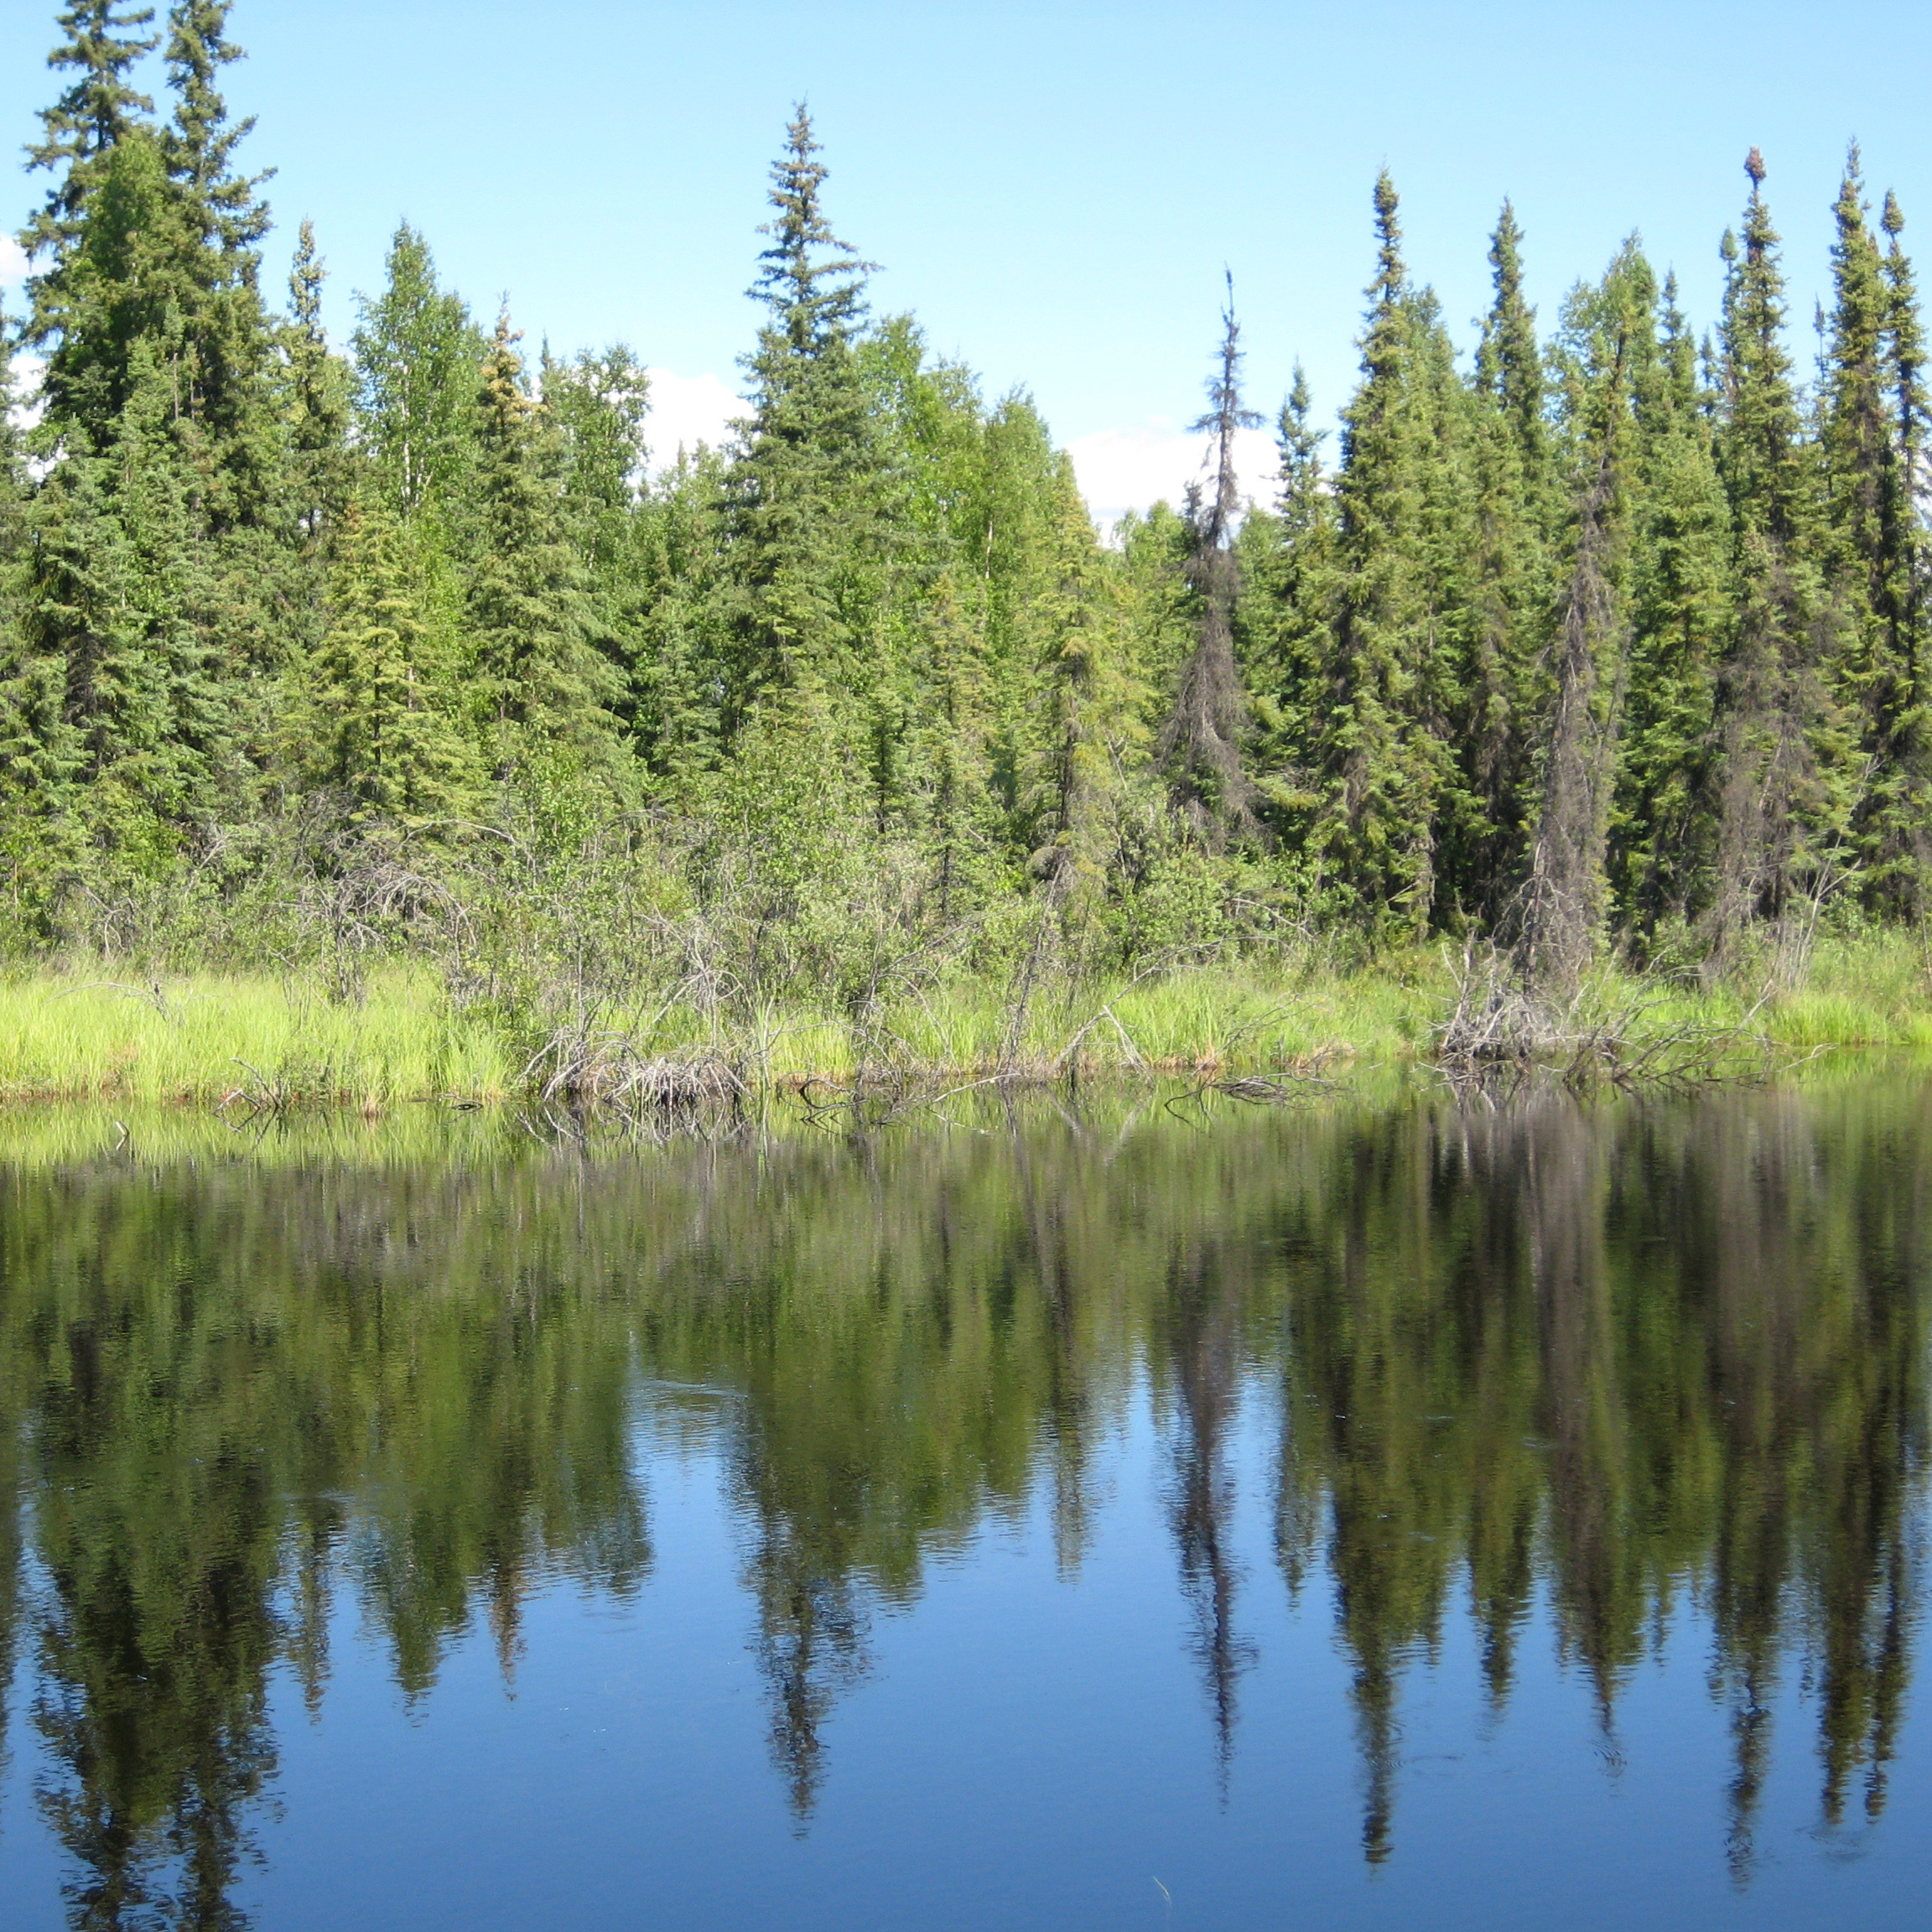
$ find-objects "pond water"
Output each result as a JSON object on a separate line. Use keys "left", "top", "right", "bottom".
{"left": 0, "top": 1083, "right": 1928, "bottom": 1929}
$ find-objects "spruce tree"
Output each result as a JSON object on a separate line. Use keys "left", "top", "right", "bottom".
{"left": 1819, "top": 148, "right": 1914, "bottom": 911}
{"left": 303, "top": 498, "right": 477, "bottom": 827}
{"left": 1160, "top": 275, "right": 1259, "bottom": 841}
{"left": 31, "top": 122, "right": 184, "bottom": 449}
{"left": 1609, "top": 271, "right": 1731, "bottom": 939}
{"left": 1305, "top": 174, "right": 1458, "bottom": 937}
{"left": 282, "top": 217, "right": 355, "bottom": 546}
{"left": 160, "top": 0, "right": 267, "bottom": 246}
{"left": 17, "top": 0, "right": 159, "bottom": 356}
{"left": 466, "top": 310, "right": 617, "bottom": 758}
{"left": 1027, "top": 457, "right": 1145, "bottom": 941}
{"left": 15, "top": 0, "right": 286, "bottom": 851}
{"left": 155, "top": 0, "right": 278, "bottom": 527}
{"left": 28, "top": 5, "right": 277, "bottom": 522}
{"left": 1710, "top": 149, "right": 1846, "bottom": 958}
{"left": 9, "top": 339, "right": 230, "bottom": 860}
{"left": 728, "top": 105, "right": 879, "bottom": 725}
{"left": 3, "top": 109, "right": 240, "bottom": 877}
{"left": 1275, "top": 366, "right": 1332, "bottom": 569}
{"left": 1476, "top": 202, "right": 1546, "bottom": 477}
{"left": 1820, "top": 148, "right": 1889, "bottom": 621}
{"left": 1861, "top": 190, "right": 1932, "bottom": 913}
{"left": 1244, "top": 365, "right": 1336, "bottom": 844}
{"left": 1407, "top": 289, "right": 1485, "bottom": 923}
{"left": 1457, "top": 202, "right": 1553, "bottom": 922}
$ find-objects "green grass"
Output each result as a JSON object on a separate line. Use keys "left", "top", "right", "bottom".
{"left": 0, "top": 928, "right": 1927, "bottom": 1110}
{"left": 0, "top": 966, "right": 516, "bottom": 1105}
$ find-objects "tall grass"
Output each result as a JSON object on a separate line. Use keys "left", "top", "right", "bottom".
{"left": 0, "top": 931, "right": 1925, "bottom": 1109}
{"left": 0, "top": 967, "right": 515, "bottom": 1104}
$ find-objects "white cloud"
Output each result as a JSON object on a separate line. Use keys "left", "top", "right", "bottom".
{"left": 0, "top": 236, "right": 27, "bottom": 294}
{"left": 1067, "top": 418, "right": 1280, "bottom": 538}
{"left": 644, "top": 367, "right": 745, "bottom": 473}
{"left": 6, "top": 353, "right": 44, "bottom": 439}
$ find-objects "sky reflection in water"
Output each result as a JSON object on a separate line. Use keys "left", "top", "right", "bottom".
{"left": 0, "top": 1083, "right": 1928, "bottom": 1929}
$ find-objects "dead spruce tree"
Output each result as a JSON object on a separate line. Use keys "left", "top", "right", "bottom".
{"left": 1162, "top": 274, "right": 1261, "bottom": 842}
{"left": 1516, "top": 257, "right": 1641, "bottom": 1001}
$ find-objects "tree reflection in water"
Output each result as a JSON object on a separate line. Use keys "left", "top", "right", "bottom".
{"left": 0, "top": 1082, "right": 1922, "bottom": 1924}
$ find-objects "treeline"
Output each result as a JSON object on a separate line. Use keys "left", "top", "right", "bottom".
{"left": 0, "top": 2, "right": 1926, "bottom": 1019}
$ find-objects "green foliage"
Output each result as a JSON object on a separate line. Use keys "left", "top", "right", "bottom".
{"left": 18, "top": 0, "right": 160, "bottom": 351}
{"left": 1291, "top": 175, "right": 1466, "bottom": 940}
{"left": 300, "top": 496, "right": 479, "bottom": 826}
{"left": 1706, "top": 153, "right": 1852, "bottom": 958}
{"left": 1607, "top": 271, "right": 1731, "bottom": 937}
{"left": 726, "top": 104, "right": 884, "bottom": 724}
{"left": 1452, "top": 201, "right": 1554, "bottom": 920}
{"left": 3, "top": 8, "right": 1932, "bottom": 1015}
{"left": 466, "top": 310, "right": 621, "bottom": 760}
{"left": 351, "top": 222, "right": 482, "bottom": 518}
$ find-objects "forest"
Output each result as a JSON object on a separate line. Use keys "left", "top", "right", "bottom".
{"left": 3, "top": 0, "right": 1929, "bottom": 1091}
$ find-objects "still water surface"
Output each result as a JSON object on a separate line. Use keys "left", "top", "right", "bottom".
{"left": 0, "top": 1084, "right": 1928, "bottom": 1929}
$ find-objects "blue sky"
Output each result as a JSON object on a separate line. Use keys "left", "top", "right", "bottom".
{"left": 3, "top": 0, "right": 1927, "bottom": 519}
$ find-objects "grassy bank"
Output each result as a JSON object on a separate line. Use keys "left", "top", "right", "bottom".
{"left": 0, "top": 927, "right": 1929, "bottom": 1109}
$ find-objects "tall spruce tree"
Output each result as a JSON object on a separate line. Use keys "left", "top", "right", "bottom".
{"left": 3, "top": 120, "right": 240, "bottom": 880}
{"left": 1305, "top": 174, "right": 1461, "bottom": 937}
{"left": 160, "top": 1, "right": 264, "bottom": 244}
{"left": 1608, "top": 271, "right": 1731, "bottom": 938}
{"left": 154, "top": 0, "right": 278, "bottom": 527}
{"left": 1819, "top": 148, "right": 1913, "bottom": 911}
{"left": 282, "top": 217, "right": 354, "bottom": 545}
{"left": 17, "top": 0, "right": 159, "bottom": 358}
{"left": 30, "top": 121, "right": 182, "bottom": 449}
{"left": 1028, "top": 456, "right": 1146, "bottom": 938}
{"left": 1457, "top": 202, "right": 1552, "bottom": 920}
{"left": 728, "top": 105, "right": 879, "bottom": 727}
{"left": 10, "top": 2, "right": 286, "bottom": 888}
{"left": 28, "top": 4, "right": 277, "bottom": 517}
{"left": 1861, "top": 190, "right": 1932, "bottom": 912}
{"left": 1821, "top": 148, "right": 1889, "bottom": 629}
{"left": 11, "top": 338, "right": 230, "bottom": 851}
{"left": 1407, "top": 288, "right": 1485, "bottom": 926}
{"left": 1161, "top": 275, "right": 1259, "bottom": 841}
{"left": 1476, "top": 203, "right": 1546, "bottom": 476}
{"left": 466, "top": 310, "right": 617, "bottom": 759}
{"left": 1710, "top": 149, "right": 1846, "bottom": 957}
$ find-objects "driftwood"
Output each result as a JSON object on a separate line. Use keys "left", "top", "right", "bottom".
{"left": 1433, "top": 942, "right": 1800, "bottom": 1095}
{"left": 522, "top": 1029, "right": 745, "bottom": 1129}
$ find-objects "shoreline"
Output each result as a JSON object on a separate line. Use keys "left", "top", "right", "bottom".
{"left": 0, "top": 932, "right": 1927, "bottom": 1110}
